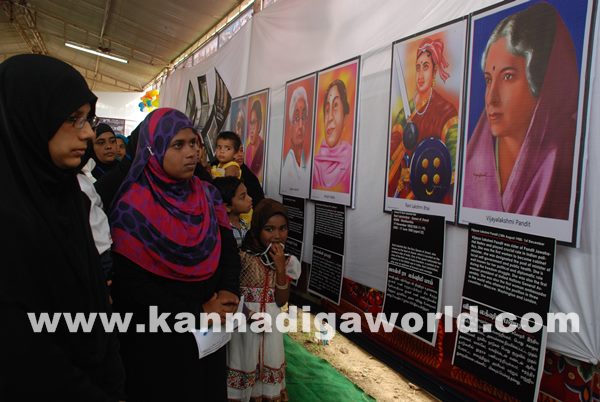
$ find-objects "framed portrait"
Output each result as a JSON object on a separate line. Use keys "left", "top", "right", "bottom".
{"left": 227, "top": 96, "right": 247, "bottom": 143}
{"left": 279, "top": 73, "right": 316, "bottom": 199}
{"left": 310, "top": 57, "right": 361, "bottom": 207}
{"left": 458, "top": 0, "right": 597, "bottom": 246}
{"left": 245, "top": 89, "right": 270, "bottom": 185}
{"left": 384, "top": 18, "right": 468, "bottom": 222}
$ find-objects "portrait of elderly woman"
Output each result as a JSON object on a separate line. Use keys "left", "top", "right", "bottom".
{"left": 280, "top": 76, "right": 315, "bottom": 198}
{"left": 310, "top": 58, "right": 359, "bottom": 206}
{"left": 463, "top": 2, "right": 581, "bottom": 220}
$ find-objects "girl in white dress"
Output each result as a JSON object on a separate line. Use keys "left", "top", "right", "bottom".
{"left": 227, "top": 199, "right": 301, "bottom": 401}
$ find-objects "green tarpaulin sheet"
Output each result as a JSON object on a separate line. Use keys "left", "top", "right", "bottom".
{"left": 284, "top": 335, "right": 375, "bottom": 401}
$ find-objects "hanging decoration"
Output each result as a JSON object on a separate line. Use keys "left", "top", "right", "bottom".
{"left": 138, "top": 89, "right": 160, "bottom": 112}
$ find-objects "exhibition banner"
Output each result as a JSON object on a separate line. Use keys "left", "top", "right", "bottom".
{"left": 308, "top": 201, "right": 346, "bottom": 304}
{"left": 384, "top": 18, "right": 468, "bottom": 222}
{"left": 458, "top": 0, "right": 597, "bottom": 246}
{"left": 310, "top": 57, "right": 360, "bottom": 207}
{"left": 227, "top": 96, "right": 248, "bottom": 141}
{"left": 282, "top": 195, "right": 306, "bottom": 282}
{"left": 382, "top": 211, "right": 445, "bottom": 345}
{"left": 453, "top": 224, "right": 556, "bottom": 401}
{"left": 244, "top": 89, "right": 270, "bottom": 184}
{"left": 280, "top": 73, "right": 317, "bottom": 199}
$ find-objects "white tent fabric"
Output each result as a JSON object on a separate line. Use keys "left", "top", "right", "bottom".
{"left": 160, "top": 0, "right": 600, "bottom": 364}
{"left": 94, "top": 91, "right": 147, "bottom": 135}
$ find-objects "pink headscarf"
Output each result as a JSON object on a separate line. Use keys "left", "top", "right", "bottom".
{"left": 417, "top": 38, "right": 450, "bottom": 82}
{"left": 111, "top": 108, "right": 230, "bottom": 281}
{"left": 312, "top": 140, "right": 352, "bottom": 192}
{"left": 463, "top": 5, "right": 578, "bottom": 220}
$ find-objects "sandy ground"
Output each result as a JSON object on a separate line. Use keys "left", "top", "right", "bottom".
{"left": 286, "top": 309, "right": 439, "bottom": 402}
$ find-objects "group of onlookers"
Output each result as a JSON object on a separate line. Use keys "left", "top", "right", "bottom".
{"left": 1, "top": 54, "right": 297, "bottom": 402}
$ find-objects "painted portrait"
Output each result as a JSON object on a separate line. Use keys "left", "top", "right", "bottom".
{"left": 310, "top": 57, "right": 360, "bottom": 207}
{"left": 385, "top": 19, "right": 467, "bottom": 221}
{"left": 280, "top": 74, "right": 316, "bottom": 199}
{"left": 228, "top": 96, "right": 247, "bottom": 142}
{"left": 459, "top": 0, "right": 595, "bottom": 245}
{"left": 245, "top": 89, "right": 269, "bottom": 184}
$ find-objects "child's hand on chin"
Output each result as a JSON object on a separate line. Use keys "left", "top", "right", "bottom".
{"left": 268, "top": 242, "right": 286, "bottom": 272}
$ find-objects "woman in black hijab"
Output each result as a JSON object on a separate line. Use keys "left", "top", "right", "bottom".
{"left": 94, "top": 123, "right": 139, "bottom": 211}
{"left": 91, "top": 122, "right": 119, "bottom": 180}
{"left": 0, "top": 54, "right": 125, "bottom": 401}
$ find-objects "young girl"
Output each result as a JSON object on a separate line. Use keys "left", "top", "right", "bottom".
{"left": 227, "top": 199, "right": 301, "bottom": 401}
{"left": 213, "top": 176, "right": 253, "bottom": 248}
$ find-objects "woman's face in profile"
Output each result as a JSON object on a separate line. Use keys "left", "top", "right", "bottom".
{"left": 324, "top": 84, "right": 346, "bottom": 148}
{"left": 416, "top": 51, "right": 435, "bottom": 95}
{"left": 235, "top": 110, "right": 245, "bottom": 137}
{"left": 484, "top": 37, "right": 537, "bottom": 140}
{"left": 48, "top": 103, "right": 95, "bottom": 169}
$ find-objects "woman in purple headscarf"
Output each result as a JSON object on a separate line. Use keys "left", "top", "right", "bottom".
{"left": 463, "top": 2, "right": 579, "bottom": 220}
{"left": 110, "top": 108, "right": 241, "bottom": 401}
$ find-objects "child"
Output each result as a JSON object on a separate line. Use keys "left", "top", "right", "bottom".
{"left": 211, "top": 131, "right": 242, "bottom": 179}
{"left": 316, "top": 318, "right": 334, "bottom": 346}
{"left": 115, "top": 133, "right": 128, "bottom": 161}
{"left": 212, "top": 176, "right": 253, "bottom": 248}
{"left": 227, "top": 199, "right": 301, "bottom": 401}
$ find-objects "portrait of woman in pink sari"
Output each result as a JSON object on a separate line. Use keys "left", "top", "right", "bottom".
{"left": 463, "top": 2, "right": 579, "bottom": 220}
{"left": 312, "top": 79, "right": 352, "bottom": 192}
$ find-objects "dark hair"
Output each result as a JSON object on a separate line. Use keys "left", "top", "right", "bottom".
{"left": 212, "top": 176, "right": 244, "bottom": 205}
{"left": 251, "top": 100, "right": 262, "bottom": 131}
{"left": 95, "top": 122, "right": 116, "bottom": 138}
{"left": 323, "top": 79, "right": 350, "bottom": 116}
{"left": 216, "top": 131, "right": 241, "bottom": 151}
{"left": 482, "top": 2, "right": 557, "bottom": 97}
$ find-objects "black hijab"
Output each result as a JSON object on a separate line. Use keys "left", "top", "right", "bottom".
{"left": 125, "top": 122, "right": 140, "bottom": 160}
{"left": 91, "top": 122, "right": 118, "bottom": 179}
{"left": 0, "top": 54, "right": 100, "bottom": 274}
{"left": 94, "top": 121, "right": 140, "bottom": 210}
{"left": 0, "top": 54, "right": 123, "bottom": 399}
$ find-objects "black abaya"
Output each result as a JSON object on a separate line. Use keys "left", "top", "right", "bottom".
{"left": 0, "top": 54, "right": 125, "bottom": 401}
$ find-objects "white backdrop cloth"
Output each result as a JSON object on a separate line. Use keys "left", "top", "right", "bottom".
{"left": 161, "top": 0, "right": 600, "bottom": 364}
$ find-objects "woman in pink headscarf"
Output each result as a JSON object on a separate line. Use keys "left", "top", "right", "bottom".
{"left": 463, "top": 2, "right": 578, "bottom": 220}
{"left": 312, "top": 79, "right": 353, "bottom": 192}
{"left": 387, "top": 37, "right": 458, "bottom": 201}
